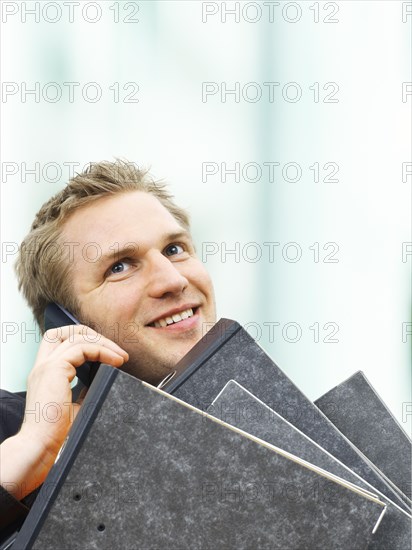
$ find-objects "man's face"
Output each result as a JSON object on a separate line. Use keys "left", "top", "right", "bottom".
{"left": 61, "top": 191, "right": 216, "bottom": 384}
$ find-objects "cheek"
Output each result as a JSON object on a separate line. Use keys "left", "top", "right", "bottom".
{"left": 189, "top": 262, "right": 215, "bottom": 295}
{"left": 86, "top": 286, "right": 143, "bottom": 328}
{"left": 199, "top": 261, "right": 214, "bottom": 284}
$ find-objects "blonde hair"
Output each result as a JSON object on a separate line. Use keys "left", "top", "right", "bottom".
{"left": 15, "top": 160, "right": 190, "bottom": 331}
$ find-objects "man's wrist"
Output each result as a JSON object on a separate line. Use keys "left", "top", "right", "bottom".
{"left": 0, "top": 433, "right": 55, "bottom": 500}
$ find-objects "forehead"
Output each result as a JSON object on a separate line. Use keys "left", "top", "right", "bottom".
{"left": 61, "top": 191, "right": 184, "bottom": 250}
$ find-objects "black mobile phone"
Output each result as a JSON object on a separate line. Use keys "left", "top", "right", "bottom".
{"left": 44, "top": 302, "right": 99, "bottom": 387}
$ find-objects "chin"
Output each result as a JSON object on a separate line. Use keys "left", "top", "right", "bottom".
{"left": 120, "top": 353, "right": 180, "bottom": 386}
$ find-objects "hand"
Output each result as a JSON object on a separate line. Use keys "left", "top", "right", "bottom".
{"left": 0, "top": 325, "right": 128, "bottom": 500}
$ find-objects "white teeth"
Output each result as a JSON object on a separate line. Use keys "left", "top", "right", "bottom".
{"left": 152, "top": 308, "right": 194, "bottom": 328}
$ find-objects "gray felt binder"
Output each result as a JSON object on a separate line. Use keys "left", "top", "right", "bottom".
{"left": 14, "top": 366, "right": 386, "bottom": 550}
{"left": 207, "top": 380, "right": 411, "bottom": 550}
{"left": 164, "top": 319, "right": 409, "bottom": 513}
{"left": 315, "top": 371, "right": 412, "bottom": 502}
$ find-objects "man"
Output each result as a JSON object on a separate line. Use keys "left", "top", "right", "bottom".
{"left": 0, "top": 160, "right": 217, "bottom": 537}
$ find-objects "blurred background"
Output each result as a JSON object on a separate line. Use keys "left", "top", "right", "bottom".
{"left": 1, "top": 1, "right": 411, "bottom": 431}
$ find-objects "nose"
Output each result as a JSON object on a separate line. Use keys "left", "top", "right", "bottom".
{"left": 146, "top": 251, "right": 189, "bottom": 298}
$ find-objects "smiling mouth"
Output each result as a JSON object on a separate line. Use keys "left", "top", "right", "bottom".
{"left": 147, "top": 307, "right": 198, "bottom": 328}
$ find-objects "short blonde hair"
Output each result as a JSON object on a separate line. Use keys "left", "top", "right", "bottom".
{"left": 15, "top": 160, "right": 190, "bottom": 331}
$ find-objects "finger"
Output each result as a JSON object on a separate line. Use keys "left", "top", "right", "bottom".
{"left": 48, "top": 331, "right": 129, "bottom": 360}
{"left": 38, "top": 326, "right": 129, "bottom": 362}
{"left": 30, "top": 348, "right": 125, "bottom": 392}
{"left": 36, "top": 326, "right": 84, "bottom": 360}
{"left": 58, "top": 342, "right": 127, "bottom": 370}
{"left": 31, "top": 343, "right": 127, "bottom": 389}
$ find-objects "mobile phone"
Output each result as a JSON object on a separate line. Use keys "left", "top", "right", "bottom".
{"left": 44, "top": 302, "right": 99, "bottom": 387}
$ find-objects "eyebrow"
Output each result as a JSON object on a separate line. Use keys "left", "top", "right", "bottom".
{"left": 97, "top": 230, "right": 193, "bottom": 267}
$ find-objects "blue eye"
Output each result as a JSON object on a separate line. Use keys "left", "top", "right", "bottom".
{"left": 108, "top": 260, "right": 132, "bottom": 275}
{"left": 111, "top": 262, "right": 126, "bottom": 273}
{"left": 164, "top": 243, "right": 184, "bottom": 256}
